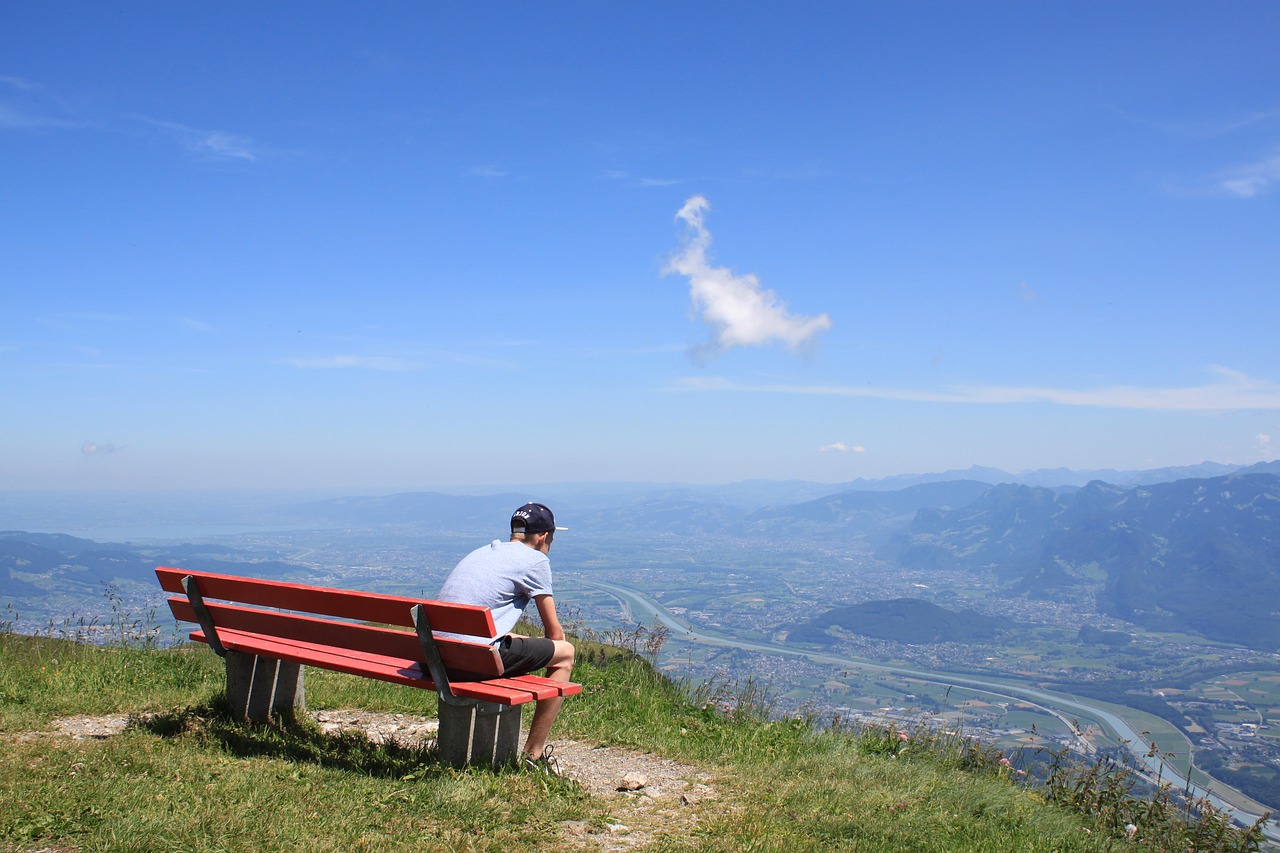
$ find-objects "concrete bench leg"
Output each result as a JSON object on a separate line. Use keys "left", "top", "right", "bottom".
{"left": 475, "top": 702, "right": 522, "bottom": 767}
{"left": 436, "top": 701, "right": 523, "bottom": 768}
{"left": 436, "top": 702, "right": 474, "bottom": 768}
{"left": 225, "top": 652, "right": 305, "bottom": 723}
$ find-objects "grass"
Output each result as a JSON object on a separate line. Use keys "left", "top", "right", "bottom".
{"left": 0, "top": 625, "right": 1272, "bottom": 851}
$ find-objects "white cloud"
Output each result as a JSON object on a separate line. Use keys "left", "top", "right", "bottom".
{"left": 603, "top": 169, "right": 679, "bottom": 188}
{"left": 664, "top": 195, "right": 831, "bottom": 355}
{"left": 0, "top": 75, "right": 38, "bottom": 91}
{"left": 0, "top": 104, "right": 61, "bottom": 129}
{"left": 1218, "top": 150, "right": 1280, "bottom": 198}
{"left": 675, "top": 367, "right": 1280, "bottom": 411}
{"left": 1106, "top": 104, "right": 1276, "bottom": 138}
{"left": 141, "top": 118, "right": 257, "bottom": 161}
{"left": 1258, "top": 433, "right": 1276, "bottom": 460}
{"left": 81, "top": 442, "right": 120, "bottom": 455}
{"left": 2, "top": 77, "right": 261, "bottom": 161}
{"left": 197, "top": 130, "right": 256, "bottom": 161}
{"left": 0, "top": 80, "right": 82, "bottom": 130}
{"left": 470, "top": 165, "right": 507, "bottom": 178}
{"left": 820, "top": 442, "right": 865, "bottom": 453}
{"left": 285, "top": 355, "right": 413, "bottom": 371}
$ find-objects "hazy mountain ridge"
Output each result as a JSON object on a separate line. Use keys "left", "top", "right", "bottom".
{"left": 5, "top": 460, "right": 1277, "bottom": 650}
{"left": 740, "top": 480, "right": 994, "bottom": 544}
{"left": 297, "top": 462, "right": 1267, "bottom": 542}
{"left": 2, "top": 460, "right": 1267, "bottom": 538}
{"left": 0, "top": 530, "right": 305, "bottom": 605}
{"left": 877, "top": 472, "right": 1280, "bottom": 650}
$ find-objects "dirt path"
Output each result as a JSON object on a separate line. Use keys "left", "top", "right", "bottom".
{"left": 46, "top": 711, "right": 722, "bottom": 850}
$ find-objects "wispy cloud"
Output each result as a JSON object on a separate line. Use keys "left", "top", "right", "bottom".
{"left": 0, "top": 76, "right": 83, "bottom": 129}
{"left": 284, "top": 355, "right": 415, "bottom": 371}
{"left": 1217, "top": 149, "right": 1280, "bottom": 198}
{"left": 470, "top": 164, "right": 507, "bottom": 178}
{"left": 820, "top": 442, "right": 866, "bottom": 453}
{"left": 1107, "top": 104, "right": 1277, "bottom": 138}
{"left": 0, "top": 103, "right": 75, "bottom": 129}
{"left": 81, "top": 442, "right": 121, "bottom": 455}
{"left": 141, "top": 119, "right": 258, "bottom": 161}
{"left": 675, "top": 367, "right": 1280, "bottom": 411}
{"left": 664, "top": 195, "right": 831, "bottom": 357}
{"left": 603, "top": 169, "right": 679, "bottom": 188}
{"left": 4, "top": 77, "right": 262, "bottom": 162}
{"left": 0, "top": 75, "right": 38, "bottom": 91}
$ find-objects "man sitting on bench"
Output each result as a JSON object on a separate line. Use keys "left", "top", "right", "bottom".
{"left": 436, "top": 502, "right": 576, "bottom": 764}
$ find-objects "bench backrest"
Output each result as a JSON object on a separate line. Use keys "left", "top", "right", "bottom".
{"left": 156, "top": 566, "right": 504, "bottom": 679}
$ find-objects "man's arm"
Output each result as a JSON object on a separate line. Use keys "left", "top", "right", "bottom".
{"left": 534, "top": 594, "right": 565, "bottom": 642}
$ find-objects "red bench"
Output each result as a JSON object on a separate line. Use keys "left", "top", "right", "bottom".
{"left": 156, "top": 566, "right": 581, "bottom": 768}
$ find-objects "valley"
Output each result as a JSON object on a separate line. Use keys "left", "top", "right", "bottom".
{"left": 3, "top": 465, "right": 1279, "bottom": 832}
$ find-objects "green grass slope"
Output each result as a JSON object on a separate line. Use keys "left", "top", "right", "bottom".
{"left": 0, "top": 632, "right": 1268, "bottom": 852}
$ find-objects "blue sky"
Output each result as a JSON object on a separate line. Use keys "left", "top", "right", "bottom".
{"left": 3, "top": 2, "right": 1278, "bottom": 491}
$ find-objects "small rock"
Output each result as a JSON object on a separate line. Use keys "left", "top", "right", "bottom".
{"left": 617, "top": 771, "right": 649, "bottom": 791}
{"left": 607, "top": 823, "right": 630, "bottom": 834}
{"left": 559, "top": 820, "right": 592, "bottom": 836}
{"left": 681, "top": 792, "right": 699, "bottom": 805}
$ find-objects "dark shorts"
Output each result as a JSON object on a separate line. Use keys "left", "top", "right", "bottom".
{"left": 499, "top": 635, "right": 555, "bottom": 677}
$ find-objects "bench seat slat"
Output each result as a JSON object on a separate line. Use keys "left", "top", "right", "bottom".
{"left": 473, "top": 677, "right": 562, "bottom": 701}
{"left": 167, "top": 596, "right": 503, "bottom": 677}
{"left": 157, "top": 566, "right": 496, "bottom": 637}
{"left": 190, "top": 628, "right": 549, "bottom": 706}
{"left": 500, "top": 673, "right": 583, "bottom": 697}
{"left": 186, "top": 628, "right": 581, "bottom": 701}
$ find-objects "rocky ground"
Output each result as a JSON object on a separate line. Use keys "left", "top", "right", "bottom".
{"left": 43, "top": 711, "right": 724, "bottom": 851}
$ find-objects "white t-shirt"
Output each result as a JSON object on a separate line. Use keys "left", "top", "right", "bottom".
{"left": 435, "top": 540, "right": 553, "bottom": 642}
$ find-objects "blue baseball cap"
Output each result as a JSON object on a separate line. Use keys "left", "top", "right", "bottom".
{"left": 511, "top": 502, "right": 566, "bottom": 534}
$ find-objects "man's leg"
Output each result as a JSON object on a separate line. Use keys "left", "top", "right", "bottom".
{"left": 523, "top": 639, "right": 575, "bottom": 759}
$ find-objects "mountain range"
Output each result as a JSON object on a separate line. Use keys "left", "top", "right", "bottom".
{"left": 875, "top": 470, "right": 1280, "bottom": 649}
{"left": 0, "top": 531, "right": 301, "bottom": 599}
{"left": 4, "top": 460, "right": 1278, "bottom": 650}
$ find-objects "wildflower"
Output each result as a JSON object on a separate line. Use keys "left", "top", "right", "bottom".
{"left": 897, "top": 730, "right": 909, "bottom": 741}
{"left": 999, "top": 757, "right": 1012, "bottom": 767}
{"left": 1125, "top": 823, "right": 1137, "bottom": 839}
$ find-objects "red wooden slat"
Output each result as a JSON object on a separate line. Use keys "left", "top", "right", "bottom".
{"left": 504, "top": 673, "right": 584, "bottom": 698}
{"left": 172, "top": 597, "right": 419, "bottom": 657}
{"left": 156, "top": 566, "right": 496, "bottom": 638}
{"left": 194, "top": 629, "right": 427, "bottom": 686}
{"left": 449, "top": 681, "right": 542, "bottom": 705}
{"left": 478, "top": 677, "right": 561, "bottom": 701}
{"left": 192, "top": 628, "right": 539, "bottom": 706}
{"left": 169, "top": 597, "right": 504, "bottom": 678}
